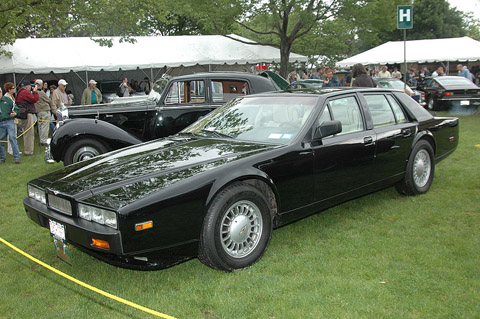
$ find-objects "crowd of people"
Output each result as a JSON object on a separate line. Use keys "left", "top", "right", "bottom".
{"left": 288, "top": 63, "right": 478, "bottom": 88}
{"left": 0, "top": 78, "right": 76, "bottom": 164}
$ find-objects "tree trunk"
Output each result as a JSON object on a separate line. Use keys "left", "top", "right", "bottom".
{"left": 279, "top": 42, "right": 291, "bottom": 79}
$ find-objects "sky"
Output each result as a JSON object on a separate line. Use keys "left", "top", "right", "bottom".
{"left": 447, "top": 0, "right": 480, "bottom": 20}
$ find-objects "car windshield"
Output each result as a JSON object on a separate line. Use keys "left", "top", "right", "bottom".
{"left": 181, "top": 96, "right": 318, "bottom": 144}
{"left": 436, "top": 77, "right": 474, "bottom": 86}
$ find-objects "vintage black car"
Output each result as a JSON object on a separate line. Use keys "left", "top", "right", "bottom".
{"left": 50, "top": 72, "right": 283, "bottom": 165}
{"left": 24, "top": 87, "right": 458, "bottom": 271}
{"left": 418, "top": 76, "right": 480, "bottom": 112}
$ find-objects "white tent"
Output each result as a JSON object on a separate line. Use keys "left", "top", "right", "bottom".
{"left": 336, "top": 36, "right": 480, "bottom": 68}
{"left": 0, "top": 34, "right": 307, "bottom": 74}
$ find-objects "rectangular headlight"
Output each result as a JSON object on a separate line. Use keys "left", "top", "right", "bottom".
{"left": 48, "top": 194, "right": 72, "bottom": 216}
{"left": 78, "top": 203, "right": 117, "bottom": 229}
{"left": 27, "top": 185, "right": 46, "bottom": 204}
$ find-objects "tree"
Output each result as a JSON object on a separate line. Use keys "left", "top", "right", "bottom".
{"left": 218, "top": 0, "right": 341, "bottom": 78}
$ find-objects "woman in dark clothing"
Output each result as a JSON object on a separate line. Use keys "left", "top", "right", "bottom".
{"left": 352, "top": 63, "right": 376, "bottom": 87}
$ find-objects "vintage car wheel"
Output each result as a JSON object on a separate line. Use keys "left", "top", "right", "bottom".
{"left": 199, "top": 182, "right": 272, "bottom": 271}
{"left": 395, "top": 140, "right": 435, "bottom": 196}
{"left": 64, "top": 138, "right": 108, "bottom": 165}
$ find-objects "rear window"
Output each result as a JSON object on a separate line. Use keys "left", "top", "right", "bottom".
{"left": 436, "top": 77, "right": 474, "bottom": 86}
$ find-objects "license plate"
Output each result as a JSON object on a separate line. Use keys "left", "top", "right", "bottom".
{"left": 49, "top": 219, "right": 66, "bottom": 241}
{"left": 53, "top": 237, "right": 72, "bottom": 265}
{"left": 460, "top": 100, "right": 470, "bottom": 106}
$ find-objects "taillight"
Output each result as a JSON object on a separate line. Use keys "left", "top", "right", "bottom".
{"left": 444, "top": 92, "right": 453, "bottom": 96}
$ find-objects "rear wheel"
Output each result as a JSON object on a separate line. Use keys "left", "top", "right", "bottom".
{"left": 199, "top": 182, "right": 272, "bottom": 271}
{"left": 395, "top": 140, "right": 435, "bottom": 195}
{"left": 63, "top": 138, "right": 108, "bottom": 165}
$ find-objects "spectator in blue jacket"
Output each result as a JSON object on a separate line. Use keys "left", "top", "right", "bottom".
{"left": 323, "top": 70, "right": 339, "bottom": 87}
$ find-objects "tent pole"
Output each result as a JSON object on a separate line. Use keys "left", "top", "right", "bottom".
{"left": 151, "top": 68, "right": 153, "bottom": 81}
{"left": 86, "top": 70, "right": 89, "bottom": 84}
{"left": 13, "top": 73, "right": 17, "bottom": 88}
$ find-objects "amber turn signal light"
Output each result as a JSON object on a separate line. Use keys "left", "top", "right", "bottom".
{"left": 135, "top": 221, "right": 153, "bottom": 231}
{"left": 92, "top": 238, "right": 110, "bottom": 250}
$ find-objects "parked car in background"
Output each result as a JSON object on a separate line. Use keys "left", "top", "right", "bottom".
{"left": 97, "top": 80, "right": 146, "bottom": 103}
{"left": 374, "top": 78, "right": 425, "bottom": 106}
{"left": 25, "top": 87, "right": 458, "bottom": 271}
{"left": 418, "top": 76, "right": 480, "bottom": 112}
{"left": 50, "top": 72, "right": 284, "bottom": 165}
{"left": 286, "top": 79, "right": 324, "bottom": 90}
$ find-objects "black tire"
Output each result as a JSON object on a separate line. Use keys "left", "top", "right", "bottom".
{"left": 199, "top": 182, "right": 273, "bottom": 271}
{"left": 63, "top": 138, "right": 108, "bottom": 166}
{"left": 395, "top": 140, "right": 435, "bottom": 196}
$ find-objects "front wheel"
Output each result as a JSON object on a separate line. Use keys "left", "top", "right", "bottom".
{"left": 63, "top": 138, "right": 108, "bottom": 166}
{"left": 395, "top": 140, "right": 435, "bottom": 196}
{"left": 199, "top": 182, "right": 273, "bottom": 271}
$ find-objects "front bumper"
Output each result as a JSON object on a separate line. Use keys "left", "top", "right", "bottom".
{"left": 24, "top": 198, "right": 196, "bottom": 270}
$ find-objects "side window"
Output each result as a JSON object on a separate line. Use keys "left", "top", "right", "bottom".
{"left": 317, "top": 105, "right": 331, "bottom": 126}
{"left": 165, "top": 80, "right": 205, "bottom": 105}
{"left": 327, "top": 96, "right": 364, "bottom": 134}
{"left": 211, "top": 80, "right": 249, "bottom": 103}
{"left": 386, "top": 95, "right": 407, "bottom": 123}
{"left": 364, "top": 95, "right": 396, "bottom": 127}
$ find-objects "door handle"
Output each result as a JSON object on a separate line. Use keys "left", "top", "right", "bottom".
{"left": 364, "top": 136, "right": 374, "bottom": 146}
{"left": 402, "top": 128, "right": 412, "bottom": 137}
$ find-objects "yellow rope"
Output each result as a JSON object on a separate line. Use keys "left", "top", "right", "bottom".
{"left": 0, "top": 237, "right": 178, "bottom": 319}
{"left": 0, "top": 119, "right": 56, "bottom": 143}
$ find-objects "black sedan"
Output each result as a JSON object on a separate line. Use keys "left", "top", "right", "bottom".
{"left": 24, "top": 88, "right": 458, "bottom": 271}
{"left": 420, "top": 76, "right": 480, "bottom": 112}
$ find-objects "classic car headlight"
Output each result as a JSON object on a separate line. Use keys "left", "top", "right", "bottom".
{"left": 78, "top": 203, "right": 117, "bottom": 229}
{"left": 27, "top": 185, "right": 46, "bottom": 204}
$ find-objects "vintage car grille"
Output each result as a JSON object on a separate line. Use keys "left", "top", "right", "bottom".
{"left": 48, "top": 194, "right": 73, "bottom": 216}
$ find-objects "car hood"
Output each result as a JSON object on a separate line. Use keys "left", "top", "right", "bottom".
{"left": 34, "top": 138, "right": 278, "bottom": 210}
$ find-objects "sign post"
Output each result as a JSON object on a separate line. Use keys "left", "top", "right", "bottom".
{"left": 397, "top": 5, "right": 413, "bottom": 89}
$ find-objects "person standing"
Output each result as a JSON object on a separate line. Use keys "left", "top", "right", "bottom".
{"left": 432, "top": 67, "right": 445, "bottom": 77}
{"left": 34, "top": 79, "right": 55, "bottom": 146}
{"left": 16, "top": 80, "right": 39, "bottom": 156}
{"left": 0, "top": 84, "right": 21, "bottom": 163}
{"left": 118, "top": 77, "right": 131, "bottom": 97}
{"left": 323, "top": 70, "right": 340, "bottom": 87}
{"left": 51, "top": 79, "right": 71, "bottom": 113}
{"left": 378, "top": 66, "right": 391, "bottom": 78}
{"left": 81, "top": 80, "right": 103, "bottom": 105}
{"left": 351, "top": 64, "right": 376, "bottom": 87}
{"left": 392, "top": 67, "right": 402, "bottom": 79}
{"left": 457, "top": 64, "right": 472, "bottom": 81}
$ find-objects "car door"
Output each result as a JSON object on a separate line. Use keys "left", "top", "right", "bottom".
{"left": 312, "top": 94, "right": 376, "bottom": 204}
{"left": 361, "top": 93, "right": 416, "bottom": 182}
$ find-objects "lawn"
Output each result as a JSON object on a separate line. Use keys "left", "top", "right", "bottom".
{"left": 0, "top": 113, "right": 479, "bottom": 319}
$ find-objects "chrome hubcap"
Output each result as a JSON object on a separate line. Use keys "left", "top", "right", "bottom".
{"left": 220, "top": 200, "right": 263, "bottom": 258}
{"left": 413, "top": 149, "right": 431, "bottom": 188}
{"left": 73, "top": 146, "right": 100, "bottom": 163}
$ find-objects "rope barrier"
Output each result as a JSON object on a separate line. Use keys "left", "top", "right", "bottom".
{"left": 0, "top": 118, "right": 56, "bottom": 143}
{"left": 0, "top": 237, "right": 177, "bottom": 319}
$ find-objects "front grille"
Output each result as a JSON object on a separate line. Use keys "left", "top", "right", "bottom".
{"left": 48, "top": 194, "right": 73, "bottom": 216}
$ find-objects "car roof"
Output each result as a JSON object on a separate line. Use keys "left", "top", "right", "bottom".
{"left": 172, "top": 72, "right": 271, "bottom": 80}
{"left": 248, "top": 87, "right": 396, "bottom": 97}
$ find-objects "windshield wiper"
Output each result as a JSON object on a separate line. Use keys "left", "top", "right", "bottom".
{"left": 200, "top": 129, "right": 234, "bottom": 139}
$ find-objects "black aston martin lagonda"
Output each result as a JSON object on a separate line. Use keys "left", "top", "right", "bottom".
{"left": 24, "top": 87, "right": 459, "bottom": 271}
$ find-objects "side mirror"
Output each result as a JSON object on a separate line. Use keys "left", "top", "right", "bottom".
{"left": 313, "top": 120, "right": 342, "bottom": 140}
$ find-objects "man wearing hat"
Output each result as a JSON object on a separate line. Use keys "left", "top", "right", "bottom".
{"left": 81, "top": 80, "right": 103, "bottom": 105}
{"left": 51, "top": 79, "right": 72, "bottom": 114}
{"left": 16, "top": 80, "right": 39, "bottom": 156}
{"left": 34, "top": 79, "right": 55, "bottom": 146}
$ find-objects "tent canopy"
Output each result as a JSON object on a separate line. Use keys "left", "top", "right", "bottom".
{"left": 0, "top": 34, "right": 307, "bottom": 74}
{"left": 336, "top": 37, "right": 480, "bottom": 68}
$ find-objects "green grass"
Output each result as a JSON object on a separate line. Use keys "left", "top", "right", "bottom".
{"left": 0, "top": 113, "right": 479, "bottom": 319}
